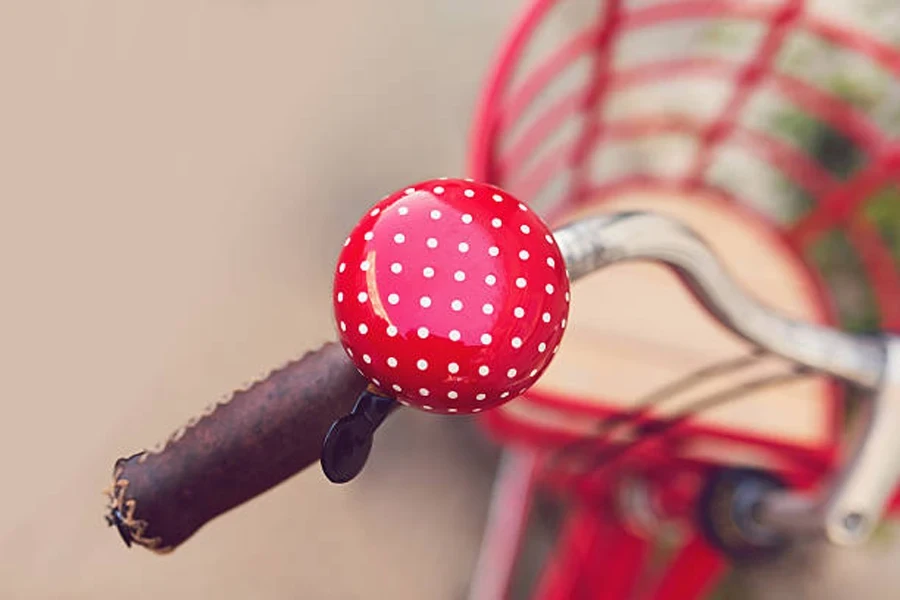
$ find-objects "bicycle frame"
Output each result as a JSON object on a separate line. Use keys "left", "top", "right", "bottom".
{"left": 468, "top": 209, "right": 900, "bottom": 599}
{"left": 555, "top": 211, "right": 897, "bottom": 544}
{"left": 469, "top": 448, "right": 729, "bottom": 600}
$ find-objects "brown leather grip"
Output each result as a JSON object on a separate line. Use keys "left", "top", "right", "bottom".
{"left": 105, "top": 342, "right": 367, "bottom": 553}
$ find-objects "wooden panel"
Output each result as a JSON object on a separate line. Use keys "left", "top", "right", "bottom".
{"left": 497, "top": 188, "right": 837, "bottom": 457}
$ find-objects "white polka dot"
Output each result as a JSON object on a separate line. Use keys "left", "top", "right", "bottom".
{"left": 519, "top": 203, "right": 528, "bottom": 211}
{"left": 392, "top": 384, "right": 402, "bottom": 392}
{"left": 426, "top": 237, "right": 438, "bottom": 248}
{"left": 478, "top": 366, "right": 490, "bottom": 376}
{"left": 447, "top": 408, "right": 458, "bottom": 413}
{"left": 514, "top": 307, "right": 525, "bottom": 318}
{"left": 512, "top": 337, "right": 523, "bottom": 348}
{"left": 488, "top": 246, "right": 500, "bottom": 257}
{"left": 485, "top": 274, "right": 497, "bottom": 286}
{"left": 545, "top": 284, "right": 554, "bottom": 294}
{"left": 363, "top": 354, "right": 372, "bottom": 364}
{"left": 561, "top": 319, "right": 567, "bottom": 329}
{"left": 387, "top": 357, "right": 398, "bottom": 367}
{"left": 464, "top": 189, "right": 475, "bottom": 198}
{"left": 398, "top": 399, "right": 411, "bottom": 407}
{"left": 339, "top": 263, "right": 346, "bottom": 273}
{"left": 538, "top": 342, "right": 547, "bottom": 352}
{"left": 417, "top": 327, "right": 429, "bottom": 339}
{"left": 361, "top": 261, "right": 371, "bottom": 272}
{"left": 372, "top": 378, "right": 381, "bottom": 386}
{"left": 387, "top": 325, "right": 398, "bottom": 337}
{"left": 423, "top": 404, "right": 433, "bottom": 410}
{"left": 461, "top": 213, "right": 473, "bottom": 224}
{"left": 337, "top": 292, "right": 344, "bottom": 302}
{"left": 565, "top": 291, "right": 570, "bottom": 302}
{"left": 358, "top": 323, "right": 368, "bottom": 334}
{"left": 530, "top": 368, "right": 538, "bottom": 377}
{"left": 343, "top": 238, "right": 350, "bottom": 247}
{"left": 482, "top": 303, "right": 494, "bottom": 315}
{"left": 454, "top": 270, "right": 466, "bottom": 282}
{"left": 358, "top": 291, "right": 368, "bottom": 302}
{"left": 473, "top": 407, "right": 483, "bottom": 413}
{"left": 492, "top": 194, "right": 503, "bottom": 202}
{"left": 370, "top": 207, "right": 381, "bottom": 216}
{"left": 458, "top": 242, "right": 470, "bottom": 253}
{"left": 394, "top": 233, "right": 406, "bottom": 243}
{"left": 433, "top": 186, "right": 445, "bottom": 194}
{"left": 553, "top": 345, "right": 560, "bottom": 354}
{"left": 542, "top": 312, "right": 551, "bottom": 323}
{"left": 451, "top": 299, "right": 463, "bottom": 311}
{"left": 449, "top": 329, "right": 461, "bottom": 341}
{"left": 417, "top": 359, "right": 428, "bottom": 371}
{"left": 547, "top": 257, "right": 555, "bottom": 268}
{"left": 364, "top": 231, "right": 374, "bottom": 241}
{"left": 519, "top": 250, "right": 530, "bottom": 260}
{"left": 448, "top": 391, "right": 458, "bottom": 399}
{"left": 391, "top": 262, "right": 403, "bottom": 274}
{"left": 398, "top": 206, "right": 409, "bottom": 216}
{"left": 500, "top": 391, "right": 510, "bottom": 399}
{"left": 516, "top": 277, "right": 527, "bottom": 288}
{"left": 429, "top": 210, "right": 442, "bottom": 221}
{"left": 507, "top": 368, "right": 517, "bottom": 378}
{"left": 476, "top": 393, "right": 487, "bottom": 401}
{"left": 420, "top": 296, "right": 432, "bottom": 308}
{"left": 346, "top": 348, "right": 353, "bottom": 357}
{"left": 491, "top": 218, "right": 502, "bottom": 228}
{"left": 545, "top": 234, "right": 554, "bottom": 244}
{"left": 481, "top": 333, "right": 492, "bottom": 345}
{"left": 388, "top": 293, "right": 400, "bottom": 305}
{"left": 419, "top": 388, "right": 430, "bottom": 396}
{"left": 405, "top": 187, "right": 415, "bottom": 194}
{"left": 448, "top": 362, "right": 459, "bottom": 374}
{"left": 520, "top": 224, "right": 531, "bottom": 234}
{"left": 423, "top": 266, "right": 435, "bottom": 278}
{"left": 340, "top": 321, "right": 347, "bottom": 331}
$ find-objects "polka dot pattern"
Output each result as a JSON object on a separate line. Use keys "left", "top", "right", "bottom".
{"left": 332, "top": 178, "right": 570, "bottom": 415}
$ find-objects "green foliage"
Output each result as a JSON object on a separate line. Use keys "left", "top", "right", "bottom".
{"left": 865, "top": 187, "right": 900, "bottom": 262}
{"left": 807, "top": 231, "right": 881, "bottom": 333}
{"left": 768, "top": 87, "right": 897, "bottom": 335}
{"left": 827, "top": 72, "right": 883, "bottom": 112}
{"left": 707, "top": 569, "right": 755, "bottom": 600}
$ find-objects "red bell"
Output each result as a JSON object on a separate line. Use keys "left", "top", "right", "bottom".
{"left": 332, "top": 178, "right": 570, "bottom": 415}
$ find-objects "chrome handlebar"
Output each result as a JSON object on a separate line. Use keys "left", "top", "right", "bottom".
{"left": 552, "top": 211, "right": 900, "bottom": 546}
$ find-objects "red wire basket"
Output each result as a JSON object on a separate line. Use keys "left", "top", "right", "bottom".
{"left": 466, "top": 0, "right": 900, "bottom": 483}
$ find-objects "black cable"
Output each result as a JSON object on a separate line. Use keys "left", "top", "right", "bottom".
{"left": 548, "top": 348, "right": 767, "bottom": 467}
{"left": 578, "top": 365, "right": 813, "bottom": 473}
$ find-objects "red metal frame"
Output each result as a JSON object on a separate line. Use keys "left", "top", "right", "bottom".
{"left": 493, "top": 182, "right": 842, "bottom": 480}
{"left": 533, "top": 508, "right": 651, "bottom": 600}
{"left": 468, "top": 449, "right": 542, "bottom": 600}
{"left": 465, "top": 0, "right": 900, "bottom": 597}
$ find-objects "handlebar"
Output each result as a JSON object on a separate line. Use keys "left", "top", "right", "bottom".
{"left": 105, "top": 196, "right": 900, "bottom": 553}
{"left": 106, "top": 343, "right": 367, "bottom": 552}
{"left": 553, "top": 211, "right": 898, "bottom": 546}
{"left": 554, "top": 212, "right": 887, "bottom": 388}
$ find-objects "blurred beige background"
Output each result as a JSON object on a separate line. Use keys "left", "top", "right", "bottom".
{"left": 0, "top": 2, "right": 520, "bottom": 598}
{"left": 3, "top": 2, "right": 900, "bottom": 599}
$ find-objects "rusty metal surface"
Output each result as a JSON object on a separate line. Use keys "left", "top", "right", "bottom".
{"left": 106, "top": 343, "right": 367, "bottom": 552}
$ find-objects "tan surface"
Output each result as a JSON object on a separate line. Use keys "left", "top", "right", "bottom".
{"left": 0, "top": 2, "right": 519, "bottom": 598}
{"left": 502, "top": 189, "right": 836, "bottom": 453}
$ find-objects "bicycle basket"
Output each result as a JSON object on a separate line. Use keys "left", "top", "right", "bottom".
{"left": 467, "top": 0, "right": 900, "bottom": 477}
